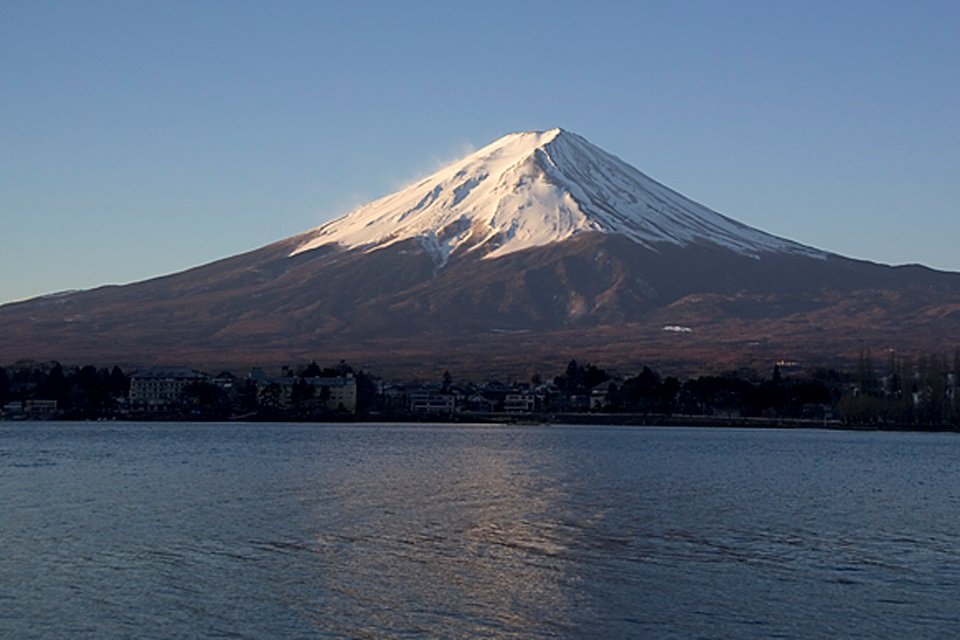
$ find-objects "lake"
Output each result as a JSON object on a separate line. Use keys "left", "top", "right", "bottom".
{"left": 2, "top": 422, "right": 959, "bottom": 638}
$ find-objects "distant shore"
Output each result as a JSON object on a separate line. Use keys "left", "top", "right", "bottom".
{"left": 367, "top": 412, "right": 960, "bottom": 432}
{"left": 5, "top": 412, "right": 959, "bottom": 433}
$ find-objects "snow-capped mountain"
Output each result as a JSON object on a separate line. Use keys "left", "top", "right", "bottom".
{"left": 292, "top": 128, "right": 823, "bottom": 266}
{"left": 0, "top": 128, "right": 957, "bottom": 374}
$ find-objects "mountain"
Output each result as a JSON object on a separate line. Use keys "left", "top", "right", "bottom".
{"left": 2, "top": 128, "right": 958, "bottom": 376}
{"left": 292, "top": 128, "right": 822, "bottom": 264}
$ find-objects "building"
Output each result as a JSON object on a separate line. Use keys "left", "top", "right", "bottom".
{"left": 255, "top": 373, "right": 357, "bottom": 413}
{"left": 504, "top": 393, "right": 536, "bottom": 413}
{"left": 25, "top": 399, "right": 58, "bottom": 414}
{"left": 409, "top": 390, "right": 456, "bottom": 415}
{"left": 308, "top": 376, "right": 357, "bottom": 412}
{"left": 462, "top": 393, "right": 495, "bottom": 413}
{"left": 3, "top": 401, "right": 22, "bottom": 414}
{"left": 589, "top": 381, "right": 618, "bottom": 410}
{"left": 129, "top": 367, "right": 208, "bottom": 412}
{"left": 1, "top": 400, "right": 58, "bottom": 417}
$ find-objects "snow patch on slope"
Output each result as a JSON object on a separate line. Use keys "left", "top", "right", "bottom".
{"left": 292, "top": 128, "right": 824, "bottom": 265}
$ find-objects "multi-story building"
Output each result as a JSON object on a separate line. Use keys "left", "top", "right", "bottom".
{"left": 309, "top": 376, "right": 357, "bottom": 412}
{"left": 129, "top": 367, "right": 208, "bottom": 412}
{"left": 255, "top": 373, "right": 358, "bottom": 413}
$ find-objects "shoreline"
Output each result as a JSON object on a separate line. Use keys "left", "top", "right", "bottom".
{"left": 4, "top": 412, "right": 959, "bottom": 433}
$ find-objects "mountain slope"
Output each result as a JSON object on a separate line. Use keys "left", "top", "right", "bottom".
{"left": 1, "top": 129, "right": 958, "bottom": 375}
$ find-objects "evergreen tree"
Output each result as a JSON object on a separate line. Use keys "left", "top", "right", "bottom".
{"left": 858, "top": 349, "right": 878, "bottom": 396}
{"left": 68, "top": 365, "right": 106, "bottom": 416}
{"left": 259, "top": 383, "right": 284, "bottom": 412}
{"left": 886, "top": 350, "right": 899, "bottom": 396}
{"left": 928, "top": 353, "right": 947, "bottom": 425}
{"left": 290, "top": 377, "right": 315, "bottom": 409}
{"left": 354, "top": 371, "right": 381, "bottom": 415}
{"left": 898, "top": 355, "right": 915, "bottom": 424}
{"left": 953, "top": 350, "right": 960, "bottom": 425}
{"left": 39, "top": 362, "right": 68, "bottom": 404}
{"left": 318, "top": 385, "right": 331, "bottom": 405}
{"left": 582, "top": 364, "right": 609, "bottom": 390}
{"left": 556, "top": 360, "right": 582, "bottom": 395}
{"left": 301, "top": 361, "right": 322, "bottom": 378}
{"left": 660, "top": 376, "right": 681, "bottom": 413}
{"left": 108, "top": 366, "right": 130, "bottom": 398}
{"left": 179, "top": 381, "right": 229, "bottom": 417}
{"left": 236, "top": 379, "right": 260, "bottom": 413}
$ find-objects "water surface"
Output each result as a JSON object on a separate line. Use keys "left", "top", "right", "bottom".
{"left": 2, "top": 423, "right": 959, "bottom": 638}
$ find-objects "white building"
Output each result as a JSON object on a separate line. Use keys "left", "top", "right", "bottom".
{"left": 129, "top": 367, "right": 208, "bottom": 412}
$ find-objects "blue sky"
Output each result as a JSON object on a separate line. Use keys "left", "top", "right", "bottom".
{"left": 2, "top": 0, "right": 958, "bottom": 304}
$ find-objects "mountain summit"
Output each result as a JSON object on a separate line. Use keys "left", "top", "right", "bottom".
{"left": 0, "top": 128, "right": 957, "bottom": 374}
{"left": 292, "top": 129, "right": 822, "bottom": 266}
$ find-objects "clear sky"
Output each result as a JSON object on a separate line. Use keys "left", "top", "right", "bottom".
{"left": 2, "top": 0, "right": 958, "bottom": 304}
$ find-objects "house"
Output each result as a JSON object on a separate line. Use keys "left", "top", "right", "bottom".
{"left": 462, "top": 393, "right": 495, "bottom": 413}
{"left": 3, "top": 401, "right": 24, "bottom": 414}
{"left": 409, "top": 390, "right": 456, "bottom": 415}
{"left": 25, "top": 399, "right": 58, "bottom": 415}
{"left": 589, "top": 381, "right": 618, "bottom": 411}
{"left": 478, "top": 381, "right": 512, "bottom": 411}
{"left": 504, "top": 392, "right": 536, "bottom": 413}
{"left": 0, "top": 400, "right": 56, "bottom": 418}
{"left": 211, "top": 371, "right": 239, "bottom": 392}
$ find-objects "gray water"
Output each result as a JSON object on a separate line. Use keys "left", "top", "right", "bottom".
{"left": 2, "top": 423, "right": 959, "bottom": 639}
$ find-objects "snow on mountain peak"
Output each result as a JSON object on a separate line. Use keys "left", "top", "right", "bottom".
{"left": 291, "top": 128, "right": 822, "bottom": 265}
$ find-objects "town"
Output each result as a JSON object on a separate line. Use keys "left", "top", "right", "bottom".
{"left": 2, "top": 351, "right": 959, "bottom": 429}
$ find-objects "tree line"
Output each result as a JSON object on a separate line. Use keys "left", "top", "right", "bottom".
{"left": 554, "top": 352, "right": 959, "bottom": 427}
{"left": 0, "top": 362, "right": 130, "bottom": 419}
{"left": 2, "top": 351, "right": 959, "bottom": 428}
{"left": 836, "top": 349, "right": 960, "bottom": 427}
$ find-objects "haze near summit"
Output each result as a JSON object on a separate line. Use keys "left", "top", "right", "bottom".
{"left": 2, "top": 1, "right": 958, "bottom": 304}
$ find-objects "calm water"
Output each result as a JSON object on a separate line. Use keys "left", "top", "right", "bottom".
{"left": 2, "top": 423, "right": 959, "bottom": 639}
